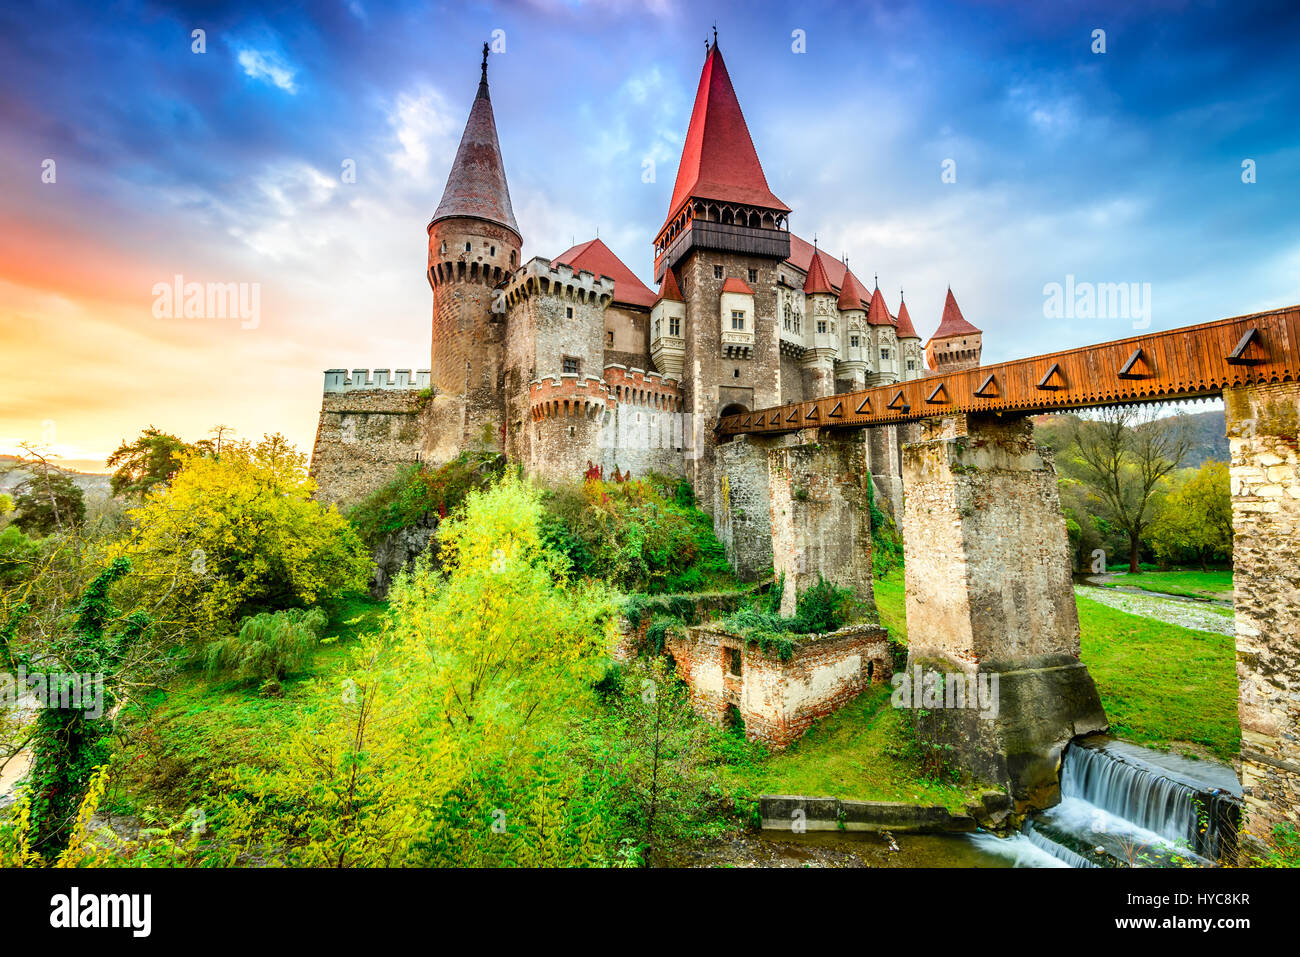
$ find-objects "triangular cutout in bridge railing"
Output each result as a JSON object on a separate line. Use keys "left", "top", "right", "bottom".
{"left": 926, "top": 382, "right": 949, "bottom": 404}
{"left": 887, "top": 390, "right": 910, "bottom": 412}
{"left": 1226, "top": 327, "right": 1264, "bottom": 365}
{"left": 855, "top": 396, "right": 873, "bottom": 415}
{"left": 805, "top": 405, "right": 820, "bottom": 420}
{"left": 1037, "top": 362, "right": 1066, "bottom": 391}
{"left": 786, "top": 407, "right": 799, "bottom": 422}
{"left": 741, "top": 415, "right": 752, "bottom": 428}
{"left": 1118, "top": 347, "right": 1152, "bottom": 379}
{"left": 770, "top": 411, "right": 782, "bottom": 425}
{"left": 828, "top": 401, "right": 843, "bottom": 418}
{"left": 974, "top": 373, "right": 999, "bottom": 398}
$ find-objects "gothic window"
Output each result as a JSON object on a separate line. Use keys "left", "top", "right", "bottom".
{"left": 817, "top": 320, "right": 827, "bottom": 334}
{"left": 850, "top": 335, "right": 860, "bottom": 348}
{"left": 731, "top": 310, "right": 745, "bottom": 330}
{"left": 562, "top": 356, "right": 580, "bottom": 375}
{"left": 714, "top": 265, "right": 724, "bottom": 279}
{"left": 748, "top": 268, "right": 758, "bottom": 284}
{"left": 907, "top": 359, "right": 916, "bottom": 371}
{"left": 881, "top": 348, "right": 890, "bottom": 360}
{"left": 655, "top": 318, "right": 661, "bottom": 338}
{"left": 669, "top": 317, "right": 681, "bottom": 336}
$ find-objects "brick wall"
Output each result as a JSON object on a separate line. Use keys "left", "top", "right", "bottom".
{"left": 665, "top": 622, "right": 892, "bottom": 748}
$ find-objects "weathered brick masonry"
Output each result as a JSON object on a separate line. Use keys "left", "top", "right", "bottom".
{"left": 1226, "top": 380, "right": 1300, "bottom": 848}
{"left": 666, "top": 622, "right": 892, "bottom": 748}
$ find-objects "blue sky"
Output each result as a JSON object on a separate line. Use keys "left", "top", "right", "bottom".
{"left": 1, "top": 0, "right": 1297, "bottom": 467}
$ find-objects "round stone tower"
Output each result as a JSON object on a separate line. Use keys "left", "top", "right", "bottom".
{"left": 426, "top": 44, "right": 522, "bottom": 450}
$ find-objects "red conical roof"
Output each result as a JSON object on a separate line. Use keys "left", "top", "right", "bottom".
{"left": 803, "top": 249, "right": 836, "bottom": 295}
{"left": 662, "top": 43, "right": 789, "bottom": 230}
{"left": 838, "top": 268, "right": 871, "bottom": 310}
{"left": 431, "top": 53, "right": 520, "bottom": 240}
{"left": 895, "top": 297, "right": 919, "bottom": 339}
{"left": 929, "top": 289, "right": 981, "bottom": 341}
{"left": 553, "top": 238, "right": 657, "bottom": 308}
{"left": 866, "top": 286, "right": 894, "bottom": 327}
{"left": 657, "top": 267, "right": 685, "bottom": 303}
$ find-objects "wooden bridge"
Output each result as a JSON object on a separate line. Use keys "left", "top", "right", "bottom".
{"left": 716, "top": 305, "right": 1300, "bottom": 435}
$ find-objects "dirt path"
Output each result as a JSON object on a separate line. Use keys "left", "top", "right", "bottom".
{"left": 1074, "top": 585, "right": 1235, "bottom": 636}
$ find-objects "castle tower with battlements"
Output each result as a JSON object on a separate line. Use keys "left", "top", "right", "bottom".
{"left": 309, "top": 38, "right": 990, "bottom": 520}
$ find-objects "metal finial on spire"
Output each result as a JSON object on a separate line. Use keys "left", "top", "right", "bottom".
{"left": 813, "top": 233, "right": 818, "bottom": 249}
{"left": 481, "top": 42, "right": 489, "bottom": 82}
{"left": 713, "top": 23, "right": 718, "bottom": 45}
{"left": 900, "top": 287, "right": 905, "bottom": 301}
{"left": 874, "top": 273, "right": 879, "bottom": 289}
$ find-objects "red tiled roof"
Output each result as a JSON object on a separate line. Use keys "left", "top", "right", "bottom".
{"left": 866, "top": 286, "right": 894, "bottom": 327}
{"left": 895, "top": 297, "right": 919, "bottom": 339}
{"left": 837, "top": 269, "right": 872, "bottom": 310}
{"left": 721, "top": 276, "right": 755, "bottom": 295}
{"left": 431, "top": 60, "right": 519, "bottom": 239}
{"left": 929, "top": 288, "right": 981, "bottom": 341}
{"left": 553, "top": 238, "right": 657, "bottom": 309}
{"left": 803, "top": 249, "right": 836, "bottom": 295}
{"left": 662, "top": 43, "right": 789, "bottom": 230}
{"left": 657, "top": 267, "right": 685, "bottom": 303}
{"left": 786, "top": 234, "right": 849, "bottom": 289}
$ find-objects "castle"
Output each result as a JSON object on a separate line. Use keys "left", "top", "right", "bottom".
{"left": 309, "top": 39, "right": 983, "bottom": 520}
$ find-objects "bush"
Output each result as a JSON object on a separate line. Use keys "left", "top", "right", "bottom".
{"left": 539, "top": 476, "right": 734, "bottom": 593}
{"left": 204, "top": 607, "right": 328, "bottom": 689}
{"left": 720, "top": 575, "right": 857, "bottom": 661}
{"left": 0, "top": 525, "right": 40, "bottom": 588}
{"left": 348, "top": 451, "right": 506, "bottom": 547}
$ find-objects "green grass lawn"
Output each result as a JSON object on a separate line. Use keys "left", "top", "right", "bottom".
{"left": 108, "top": 594, "right": 389, "bottom": 817}
{"left": 1101, "top": 568, "right": 1233, "bottom": 601}
{"left": 873, "top": 565, "right": 907, "bottom": 644}
{"left": 718, "top": 684, "right": 983, "bottom": 812}
{"left": 1077, "top": 594, "right": 1239, "bottom": 760}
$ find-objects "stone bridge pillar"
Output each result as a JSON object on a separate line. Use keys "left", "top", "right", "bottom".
{"left": 713, "top": 434, "right": 781, "bottom": 582}
{"left": 1226, "top": 381, "right": 1300, "bottom": 852}
{"left": 768, "top": 428, "right": 875, "bottom": 618}
{"left": 901, "top": 413, "right": 1107, "bottom": 808}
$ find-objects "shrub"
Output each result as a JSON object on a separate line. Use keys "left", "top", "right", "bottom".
{"left": 348, "top": 451, "right": 506, "bottom": 547}
{"left": 204, "top": 607, "right": 328, "bottom": 689}
{"left": 539, "top": 475, "right": 735, "bottom": 593}
{"left": 720, "top": 575, "right": 857, "bottom": 661}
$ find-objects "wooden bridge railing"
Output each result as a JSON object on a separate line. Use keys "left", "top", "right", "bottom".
{"left": 716, "top": 305, "right": 1300, "bottom": 435}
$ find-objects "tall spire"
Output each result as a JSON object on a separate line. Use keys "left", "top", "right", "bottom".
{"left": 430, "top": 43, "right": 520, "bottom": 240}
{"left": 930, "top": 288, "right": 981, "bottom": 341}
{"left": 662, "top": 42, "right": 788, "bottom": 229}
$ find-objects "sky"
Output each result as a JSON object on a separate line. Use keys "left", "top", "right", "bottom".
{"left": 1, "top": 0, "right": 1297, "bottom": 471}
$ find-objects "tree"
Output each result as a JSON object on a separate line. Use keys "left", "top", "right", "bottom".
{"left": 106, "top": 426, "right": 212, "bottom": 500}
{"left": 610, "top": 655, "right": 718, "bottom": 867}
{"left": 1149, "top": 462, "right": 1233, "bottom": 569}
{"left": 0, "top": 493, "right": 13, "bottom": 517}
{"left": 1, "top": 558, "right": 149, "bottom": 857}
{"left": 1063, "top": 406, "right": 1192, "bottom": 572}
{"left": 12, "top": 470, "right": 84, "bottom": 537}
{"left": 116, "top": 433, "right": 371, "bottom": 631}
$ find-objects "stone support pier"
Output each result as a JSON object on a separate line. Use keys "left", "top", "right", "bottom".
{"left": 1225, "top": 380, "right": 1300, "bottom": 852}
{"left": 901, "top": 413, "right": 1107, "bottom": 808}
{"left": 768, "top": 429, "right": 875, "bottom": 618}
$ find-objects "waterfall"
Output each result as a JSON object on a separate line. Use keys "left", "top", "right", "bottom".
{"left": 968, "top": 737, "right": 1241, "bottom": 868}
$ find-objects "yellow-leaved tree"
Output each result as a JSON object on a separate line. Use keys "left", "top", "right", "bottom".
{"left": 205, "top": 473, "right": 621, "bottom": 866}
{"left": 115, "top": 433, "right": 370, "bottom": 633}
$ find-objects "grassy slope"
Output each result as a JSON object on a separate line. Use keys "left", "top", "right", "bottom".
{"left": 1100, "top": 568, "right": 1233, "bottom": 600}
{"left": 109, "top": 595, "right": 388, "bottom": 816}
{"left": 1077, "top": 593, "right": 1239, "bottom": 760}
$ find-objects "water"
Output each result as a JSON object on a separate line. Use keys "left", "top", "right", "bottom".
{"left": 971, "top": 737, "right": 1241, "bottom": 868}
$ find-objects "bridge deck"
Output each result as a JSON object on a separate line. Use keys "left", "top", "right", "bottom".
{"left": 717, "top": 305, "right": 1300, "bottom": 435}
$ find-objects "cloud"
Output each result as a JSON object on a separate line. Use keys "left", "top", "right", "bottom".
{"left": 236, "top": 48, "right": 299, "bottom": 93}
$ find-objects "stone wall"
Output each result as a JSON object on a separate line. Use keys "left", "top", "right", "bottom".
{"left": 768, "top": 429, "right": 874, "bottom": 617}
{"left": 901, "top": 413, "right": 1107, "bottom": 808}
{"left": 310, "top": 384, "right": 427, "bottom": 508}
{"left": 1225, "top": 380, "right": 1300, "bottom": 850}
{"left": 713, "top": 434, "right": 780, "bottom": 581}
{"left": 665, "top": 622, "right": 892, "bottom": 748}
